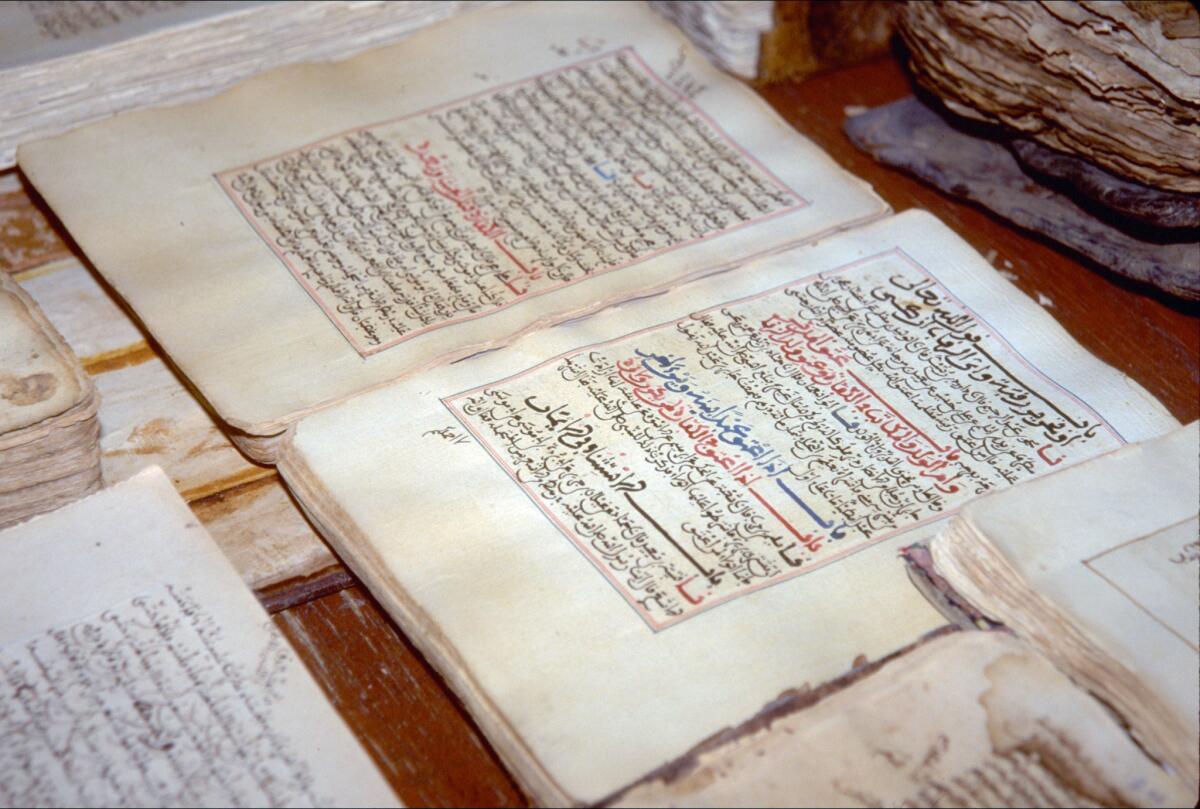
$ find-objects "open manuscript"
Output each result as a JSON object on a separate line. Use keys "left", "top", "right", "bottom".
{"left": 17, "top": 0, "right": 886, "bottom": 460}
{"left": 276, "top": 211, "right": 1181, "bottom": 804}
{"left": 931, "top": 423, "right": 1200, "bottom": 797}
{"left": 0, "top": 467, "right": 399, "bottom": 808}
{"left": 13, "top": 1, "right": 1193, "bottom": 804}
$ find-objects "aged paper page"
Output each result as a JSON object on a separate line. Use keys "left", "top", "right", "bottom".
{"left": 0, "top": 271, "right": 101, "bottom": 530}
{"left": 610, "top": 631, "right": 1190, "bottom": 807}
{"left": 279, "top": 210, "right": 1177, "bottom": 804}
{"left": 944, "top": 423, "right": 1200, "bottom": 789}
{"left": 18, "top": 0, "right": 886, "bottom": 441}
{"left": 0, "top": 2, "right": 257, "bottom": 70}
{"left": 0, "top": 467, "right": 399, "bottom": 808}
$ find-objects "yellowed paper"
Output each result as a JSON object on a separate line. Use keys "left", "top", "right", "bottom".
{"left": 1084, "top": 516, "right": 1199, "bottom": 653}
{"left": 280, "top": 210, "right": 1177, "bottom": 804}
{"left": 18, "top": 0, "right": 886, "bottom": 440}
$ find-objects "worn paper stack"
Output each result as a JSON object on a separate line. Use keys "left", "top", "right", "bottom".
{"left": 0, "top": 0, "right": 499, "bottom": 169}
{"left": 649, "top": 0, "right": 774, "bottom": 78}
{"left": 931, "top": 423, "right": 1200, "bottom": 796}
{"left": 0, "top": 272, "right": 101, "bottom": 529}
{"left": 0, "top": 0, "right": 806, "bottom": 168}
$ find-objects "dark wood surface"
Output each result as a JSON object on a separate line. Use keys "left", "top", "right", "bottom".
{"left": 4, "top": 55, "right": 1196, "bottom": 808}
{"left": 756, "top": 60, "right": 1198, "bottom": 425}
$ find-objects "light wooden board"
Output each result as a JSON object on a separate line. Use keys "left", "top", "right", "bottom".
{"left": 12, "top": 243, "right": 337, "bottom": 592}
{"left": 191, "top": 473, "right": 337, "bottom": 591}
{"left": 16, "top": 258, "right": 143, "bottom": 359}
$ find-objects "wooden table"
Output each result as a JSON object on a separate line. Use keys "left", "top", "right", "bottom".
{"left": 3, "top": 55, "right": 1196, "bottom": 808}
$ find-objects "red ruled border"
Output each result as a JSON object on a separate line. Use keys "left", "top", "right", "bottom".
{"left": 215, "top": 47, "right": 808, "bottom": 357}
{"left": 442, "top": 247, "right": 1127, "bottom": 631}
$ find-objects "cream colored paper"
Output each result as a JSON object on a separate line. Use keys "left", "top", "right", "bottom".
{"left": 18, "top": 0, "right": 886, "bottom": 442}
{"left": 0, "top": 278, "right": 83, "bottom": 434}
{"left": 936, "top": 423, "right": 1200, "bottom": 791}
{"left": 0, "top": 2, "right": 504, "bottom": 168}
{"left": 0, "top": 1, "right": 257, "bottom": 70}
{"left": 610, "top": 631, "right": 1191, "bottom": 808}
{"left": 279, "top": 211, "right": 1177, "bottom": 804}
{"left": 0, "top": 467, "right": 399, "bottom": 807}
{"left": 1085, "top": 516, "right": 1199, "bottom": 651}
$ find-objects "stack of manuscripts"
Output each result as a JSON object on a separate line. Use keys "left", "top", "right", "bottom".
{"left": 0, "top": 0, "right": 799, "bottom": 170}
{"left": 0, "top": 0, "right": 500, "bottom": 168}
{"left": 648, "top": 0, "right": 774, "bottom": 78}
{"left": 10, "top": 2, "right": 1199, "bottom": 806}
{"left": 0, "top": 271, "right": 100, "bottom": 530}
{"left": 928, "top": 423, "right": 1199, "bottom": 799}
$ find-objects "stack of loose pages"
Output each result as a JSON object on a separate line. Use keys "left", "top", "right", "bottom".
{"left": 14, "top": 2, "right": 1195, "bottom": 805}
{"left": 0, "top": 0, "right": 500, "bottom": 168}
{"left": 0, "top": 271, "right": 100, "bottom": 529}
{"left": 648, "top": 0, "right": 774, "bottom": 78}
{"left": 931, "top": 423, "right": 1200, "bottom": 797}
{"left": 0, "top": 0, "right": 788, "bottom": 169}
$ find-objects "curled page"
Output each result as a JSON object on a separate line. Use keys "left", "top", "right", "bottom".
{"left": 278, "top": 210, "right": 1177, "bottom": 804}
{"left": 18, "top": 0, "right": 886, "bottom": 450}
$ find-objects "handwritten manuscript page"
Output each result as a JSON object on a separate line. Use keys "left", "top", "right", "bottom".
{"left": 18, "top": 0, "right": 886, "bottom": 443}
{"left": 610, "top": 631, "right": 1191, "bottom": 807}
{"left": 934, "top": 423, "right": 1200, "bottom": 792}
{"left": 0, "top": 467, "right": 399, "bottom": 808}
{"left": 278, "top": 211, "right": 1178, "bottom": 804}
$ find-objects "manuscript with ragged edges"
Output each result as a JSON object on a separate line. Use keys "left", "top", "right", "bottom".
{"left": 18, "top": 0, "right": 886, "bottom": 457}
{"left": 931, "top": 423, "right": 1200, "bottom": 796}
{"left": 277, "top": 211, "right": 1178, "bottom": 805}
